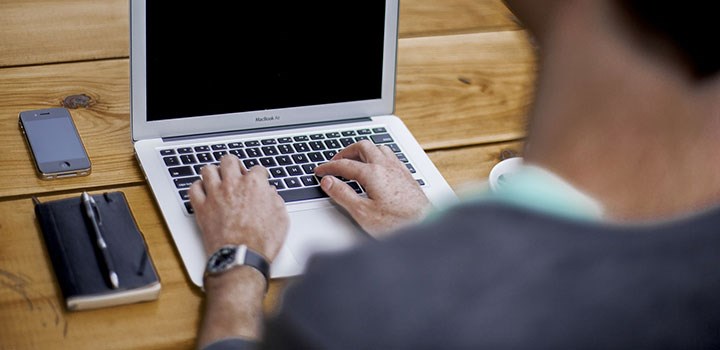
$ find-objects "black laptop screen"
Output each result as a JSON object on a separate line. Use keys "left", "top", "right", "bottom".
{"left": 145, "top": 2, "right": 387, "bottom": 121}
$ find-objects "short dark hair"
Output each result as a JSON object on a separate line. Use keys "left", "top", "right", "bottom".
{"left": 618, "top": 0, "right": 719, "bottom": 79}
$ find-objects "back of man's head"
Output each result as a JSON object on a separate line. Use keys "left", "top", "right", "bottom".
{"left": 617, "top": 0, "right": 719, "bottom": 79}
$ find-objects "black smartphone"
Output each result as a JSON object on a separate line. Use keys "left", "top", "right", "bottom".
{"left": 19, "top": 108, "right": 91, "bottom": 179}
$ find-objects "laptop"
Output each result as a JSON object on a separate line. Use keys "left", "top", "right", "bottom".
{"left": 130, "top": 0, "right": 456, "bottom": 287}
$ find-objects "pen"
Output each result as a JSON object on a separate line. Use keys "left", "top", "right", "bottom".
{"left": 81, "top": 192, "right": 120, "bottom": 289}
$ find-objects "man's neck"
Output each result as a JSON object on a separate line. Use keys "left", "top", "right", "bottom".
{"left": 523, "top": 0, "right": 720, "bottom": 222}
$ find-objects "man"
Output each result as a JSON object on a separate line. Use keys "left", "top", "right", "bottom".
{"left": 191, "top": 0, "right": 720, "bottom": 348}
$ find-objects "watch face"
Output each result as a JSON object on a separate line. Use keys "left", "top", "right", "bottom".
{"left": 209, "top": 246, "right": 237, "bottom": 272}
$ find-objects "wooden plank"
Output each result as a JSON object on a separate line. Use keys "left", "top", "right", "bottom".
{"left": 399, "top": 0, "right": 520, "bottom": 38}
{"left": 397, "top": 31, "right": 534, "bottom": 150}
{"left": 428, "top": 141, "right": 524, "bottom": 191}
{"left": 0, "top": 31, "right": 533, "bottom": 199}
{"left": 0, "top": 184, "right": 288, "bottom": 350}
{"left": 0, "top": 0, "right": 129, "bottom": 67}
{"left": 0, "top": 0, "right": 519, "bottom": 68}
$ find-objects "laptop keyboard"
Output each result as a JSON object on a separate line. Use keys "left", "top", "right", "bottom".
{"left": 158, "top": 127, "right": 425, "bottom": 214}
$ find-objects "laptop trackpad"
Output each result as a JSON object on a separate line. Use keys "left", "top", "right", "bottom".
{"left": 286, "top": 205, "right": 366, "bottom": 268}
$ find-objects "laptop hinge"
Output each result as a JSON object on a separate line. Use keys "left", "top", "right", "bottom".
{"left": 162, "top": 117, "right": 373, "bottom": 142}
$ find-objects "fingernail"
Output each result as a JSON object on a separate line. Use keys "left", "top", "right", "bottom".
{"left": 321, "top": 176, "right": 334, "bottom": 191}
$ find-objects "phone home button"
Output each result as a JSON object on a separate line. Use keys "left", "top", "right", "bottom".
{"left": 60, "top": 161, "right": 71, "bottom": 169}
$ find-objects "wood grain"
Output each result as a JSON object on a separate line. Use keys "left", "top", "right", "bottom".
{"left": 0, "top": 185, "right": 288, "bottom": 350}
{"left": 0, "top": 0, "right": 129, "bottom": 68}
{"left": 0, "top": 31, "right": 533, "bottom": 199}
{"left": 0, "top": 0, "right": 519, "bottom": 68}
{"left": 397, "top": 31, "right": 534, "bottom": 150}
{"left": 399, "top": 0, "right": 520, "bottom": 38}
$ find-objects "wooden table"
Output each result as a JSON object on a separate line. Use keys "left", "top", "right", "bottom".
{"left": 0, "top": 1, "right": 535, "bottom": 348}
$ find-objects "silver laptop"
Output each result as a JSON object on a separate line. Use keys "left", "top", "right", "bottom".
{"left": 130, "top": 0, "right": 455, "bottom": 287}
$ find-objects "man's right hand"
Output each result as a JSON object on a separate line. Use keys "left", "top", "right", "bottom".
{"left": 314, "top": 140, "right": 431, "bottom": 238}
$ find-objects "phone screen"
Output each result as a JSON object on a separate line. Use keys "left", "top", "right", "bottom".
{"left": 23, "top": 117, "right": 87, "bottom": 163}
{"left": 20, "top": 108, "right": 91, "bottom": 177}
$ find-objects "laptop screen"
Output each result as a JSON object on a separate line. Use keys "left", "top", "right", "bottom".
{"left": 145, "top": 2, "right": 386, "bottom": 122}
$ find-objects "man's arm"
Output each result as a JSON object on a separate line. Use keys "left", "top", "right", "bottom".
{"left": 189, "top": 156, "right": 288, "bottom": 349}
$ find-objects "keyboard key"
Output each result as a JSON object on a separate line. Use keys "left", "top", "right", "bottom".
{"left": 307, "top": 152, "right": 324, "bottom": 162}
{"left": 340, "top": 138, "right": 355, "bottom": 147}
{"left": 293, "top": 136, "right": 309, "bottom": 142}
{"left": 324, "top": 139, "right": 341, "bottom": 149}
{"left": 323, "top": 150, "right": 337, "bottom": 160}
{"left": 416, "top": 179, "right": 426, "bottom": 186}
{"left": 284, "top": 177, "right": 302, "bottom": 188}
{"left": 291, "top": 154, "right": 309, "bottom": 164}
{"left": 260, "top": 157, "right": 277, "bottom": 167}
{"left": 286, "top": 166, "right": 303, "bottom": 177}
{"left": 276, "top": 155, "right": 293, "bottom": 165}
{"left": 269, "top": 167, "right": 287, "bottom": 178}
{"left": 278, "top": 137, "right": 293, "bottom": 143}
{"left": 168, "top": 166, "right": 194, "bottom": 178}
{"left": 347, "top": 181, "right": 364, "bottom": 194}
{"left": 302, "top": 163, "right": 317, "bottom": 174}
{"left": 160, "top": 149, "right": 176, "bottom": 156}
{"left": 243, "top": 159, "right": 259, "bottom": 169}
{"left": 246, "top": 148, "right": 261, "bottom": 158}
{"left": 371, "top": 134, "right": 394, "bottom": 144}
{"left": 174, "top": 176, "right": 200, "bottom": 189}
{"left": 355, "top": 136, "right": 370, "bottom": 142}
{"left": 213, "top": 151, "right": 228, "bottom": 161}
{"left": 310, "top": 134, "right": 325, "bottom": 140}
{"left": 341, "top": 130, "right": 357, "bottom": 137}
{"left": 293, "top": 143, "right": 309, "bottom": 153}
{"left": 300, "top": 175, "right": 319, "bottom": 186}
{"left": 309, "top": 141, "right": 326, "bottom": 151}
{"left": 277, "top": 186, "right": 329, "bottom": 203}
{"left": 405, "top": 163, "right": 417, "bottom": 174}
{"left": 179, "top": 190, "right": 190, "bottom": 201}
{"left": 396, "top": 153, "right": 409, "bottom": 163}
{"left": 184, "top": 201, "right": 194, "bottom": 214}
{"left": 278, "top": 144, "right": 294, "bottom": 154}
{"left": 194, "top": 145, "right": 210, "bottom": 152}
{"left": 357, "top": 129, "right": 372, "bottom": 135}
{"left": 163, "top": 156, "right": 180, "bottom": 166}
{"left": 261, "top": 139, "right": 277, "bottom": 145}
{"left": 372, "top": 127, "right": 387, "bottom": 133}
{"left": 230, "top": 149, "right": 247, "bottom": 159}
{"left": 177, "top": 147, "right": 193, "bottom": 154}
{"left": 197, "top": 153, "right": 213, "bottom": 163}
{"left": 325, "top": 132, "right": 341, "bottom": 138}
{"left": 194, "top": 164, "right": 211, "bottom": 174}
{"left": 269, "top": 179, "right": 285, "bottom": 189}
{"left": 245, "top": 141, "right": 260, "bottom": 147}
{"left": 211, "top": 144, "right": 227, "bottom": 150}
{"left": 387, "top": 143, "right": 402, "bottom": 153}
{"left": 180, "top": 154, "right": 198, "bottom": 165}
{"left": 228, "top": 142, "right": 243, "bottom": 149}
{"left": 261, "top": 146, "right": 278, "bottom": 156}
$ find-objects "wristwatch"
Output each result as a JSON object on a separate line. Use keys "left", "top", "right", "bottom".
{"left": 204, "top": 245, "right": 270, "bottom": 287}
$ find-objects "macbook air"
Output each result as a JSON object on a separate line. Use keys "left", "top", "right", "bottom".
{"left": 130, "top": 0, "right": 456, "bottom": 287}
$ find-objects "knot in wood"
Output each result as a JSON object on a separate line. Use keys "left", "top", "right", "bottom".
{"left": 62, "top": 94, "right": 92, "bottom": 109}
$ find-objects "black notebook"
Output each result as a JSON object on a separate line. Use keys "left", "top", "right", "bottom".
{"left": 34, "top": 191, "right": 161, "bottom": 311}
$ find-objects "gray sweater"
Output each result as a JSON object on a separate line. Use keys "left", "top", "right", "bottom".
{"left": 213, "top": 202, "right": 720, "bottom": 349}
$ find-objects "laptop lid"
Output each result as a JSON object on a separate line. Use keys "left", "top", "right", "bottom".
{"left": 130, "top": 1, "right": 399, "bottom": 142}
